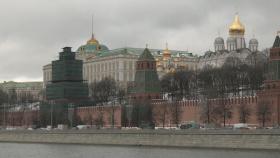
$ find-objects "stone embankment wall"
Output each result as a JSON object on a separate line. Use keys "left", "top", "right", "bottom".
{"left": 0, "top": 130, "right": 279, "bottom": 150}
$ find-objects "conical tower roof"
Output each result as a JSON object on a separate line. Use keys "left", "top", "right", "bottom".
{"left": 273, "top": 35, "right": 280, "bottom": 48}
{"left": 139, "top": 48, "right": 155, "bottom": 60}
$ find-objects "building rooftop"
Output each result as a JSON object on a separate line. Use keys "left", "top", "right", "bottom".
{"left": 0, "top": 81, "right": 43, "bottom": 90}
{"left": 85, "top": 47, "right": 195, "bottom": 60}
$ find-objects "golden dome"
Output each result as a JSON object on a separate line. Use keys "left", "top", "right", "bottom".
{"left": 87, "top": 34, "right": 100, "bottom": 45}
{"left": 229, "top": 14, "right": 245, "bottom": 35}
{"left": 163, "top": 43, "right": 171, "bottom": 60}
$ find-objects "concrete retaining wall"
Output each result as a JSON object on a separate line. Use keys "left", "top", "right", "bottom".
{"left": 0, "top": 131, "right": 279, "bottom": 150}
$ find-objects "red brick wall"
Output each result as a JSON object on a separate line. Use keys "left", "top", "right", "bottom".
{"left": 152, "top": 96, "right": 277, "bottom": 127}
{"left": 152, "top": 100, "right": 200, "bottom": 127}
{"left": 2, "top": 95, "right": 278, "bottom": 128}
{"left": 3, "top": 110, "right": 39, "bottom": 127}
{"left": 74, "top": 105, "right": 122, "bottom": 128}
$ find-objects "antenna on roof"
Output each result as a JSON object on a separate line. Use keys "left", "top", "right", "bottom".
{"left": 91, "top": 14, "right": 94, "bottom": 38}
{"left": 234, "top": 5, "right": 239, "bottom": 15}
{"left": 165, "top": 42, "right": 168, "bottom": 50}
{"left": 218, "top": 29, "right": 221, "bottom": 36}
{"left": 124, "top": 41, "right": 127, "bottom": 48}
{"left": 146, "top": 44, "right": 148, "bottom": 48}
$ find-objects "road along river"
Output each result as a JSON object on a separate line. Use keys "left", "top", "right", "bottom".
{"left": 0, "top": 142, "right": 279, "bottom": 158}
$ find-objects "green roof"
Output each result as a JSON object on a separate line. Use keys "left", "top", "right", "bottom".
{"left": 77, "top": 44, "right": 109, "bottom": 53}
{"left": 0, "top": 81, "right": 43, "bottom": 90}
{"left": 83, "top": 47, "right": 195, "bottom": 59}
{"left": 273, "top": 35, "right": 280, "bottom": 48}
{"left": 139, "top": 48, "right": 155, "bottom": 60}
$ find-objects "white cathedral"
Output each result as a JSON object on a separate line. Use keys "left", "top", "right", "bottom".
{"left": 198, "top": 14, "right": 266, "bottom": 69}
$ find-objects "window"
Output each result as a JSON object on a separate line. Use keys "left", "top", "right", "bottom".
{"left": 124, "top": 61, "right": 127, "bottom": 70}
{"left": 129, "top": 61, "right": 133, "bottom": 70}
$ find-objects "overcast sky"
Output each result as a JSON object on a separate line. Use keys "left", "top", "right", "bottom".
{"left": 0, "top": 0, "right": 279, "bottom": 82}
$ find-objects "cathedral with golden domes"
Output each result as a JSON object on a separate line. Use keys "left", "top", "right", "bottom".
{"left": 198, "top": 14, "right": 266, "bottom": 69}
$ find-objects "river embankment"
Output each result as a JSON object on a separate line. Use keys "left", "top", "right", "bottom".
{"left": 0, "top": 129, "right": 279, "bottom": 150}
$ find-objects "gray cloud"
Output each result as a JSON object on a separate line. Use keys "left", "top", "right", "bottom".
{"left": 0, "top": 0, "right": 279, "bottom": 81}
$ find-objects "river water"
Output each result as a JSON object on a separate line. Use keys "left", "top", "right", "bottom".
{"left": 0, "top": 143, "right": 279, "bottom": 158}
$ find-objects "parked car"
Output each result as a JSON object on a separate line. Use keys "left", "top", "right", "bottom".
{"left": 233, "top": 123, "right": 249, "bottom": 129}
{"left": 76, "top": 125, "right": 91, "bottom": 130}
{"left": 180, "top": 121, "right": 199, "bottom": 129}
{"left": 139, "top": 122, "right": 155, "bottom": 129}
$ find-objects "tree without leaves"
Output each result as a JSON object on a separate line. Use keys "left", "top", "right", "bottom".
{"left": 0, "top": 88, "right": 8, "bottom": 126}
{"left": 89, "top": 77, "right": 117, "bottom": 105}
{"left": 160, "top": 73, "right": 178, "bottom": 98}
{"left": 172, "top": 70, "right": 192, "bottom": 100}
{"left": 198, "top": 57, "right": 265, "bottom": 99}
{"left": 200, "top": 99, "right": 218, "bottom": 125}
{"left": 154, "top": 102, "right": 170, "bottom": 128}
{"left": 121, "top": 105, "right": 128, "bottom": 127}
{"left": 238, "top": 103, "right": 251, "bottom": 123}
{"left": 94, "top": 111, "right": 105, "bottom": 129}
{"left": 72, "top": 108, "right": 83, "bottom": 127}
{"left": 213, "top": 100, "right": 233, "bottom": 127}
{"left": 0, "top": 88, "right": 8, "bottom": 105}
{"left": 39, "top": 101, "right": 52, "bottom": 127}
{"left": 84, "top": 111, "right": 93, "bottom": 125}
{"left": 198, "top": 66, "right": 220, "bottom": 99}
{"left": 170, "top": 101, "right": 182, "bottom": 127}
{"left": 7, "top": 88, "right": 17, "bottom": 105}
{"left": 117, "top": 88, "right": 126, "bottom": 104}
{"left": 257, "top": 100, "right": 272, "bottom": 127}
{"left": 160, "top": 70, "right": 196, "bottom": 100}
{"left": 18, "top": 91, "right": 35, "bottom": 105}
{"left": 247, "top": 66, "right": 265, "bottom": 96}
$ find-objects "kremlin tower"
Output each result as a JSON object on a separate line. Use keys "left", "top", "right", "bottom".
{"left": 129, "top": 48, "right": 161, "bottom": 100}
{"left": 257, "top": 34, "right": 280, "bottom": 126}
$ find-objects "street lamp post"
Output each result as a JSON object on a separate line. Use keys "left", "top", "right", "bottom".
{"left": 50, "top": 101, "right": 53, "bottom": 128}
{"left": 111, "top": 98, "right": 116, "bottom": 129}
{"left": 68, "top": 103, "right": 74, "bottom": 128}
{"left": 3, "top": 103, "right": 6, "bottom": 128}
